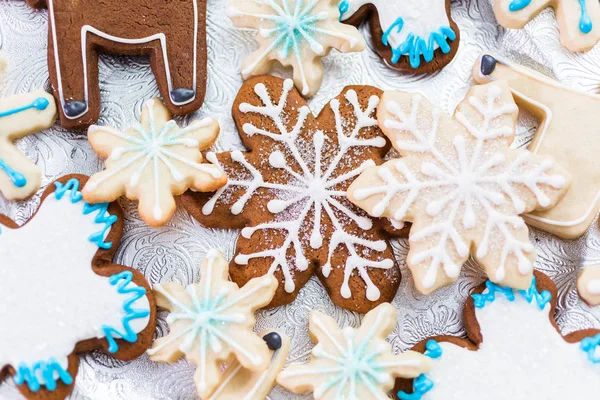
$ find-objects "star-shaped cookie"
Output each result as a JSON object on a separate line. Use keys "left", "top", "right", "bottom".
{"left": 147, "top": 249, "right": 278, "bottom": 399}
{"left": 348, "top": 82, "right": 570, "bottom": 294}
{"left": 182, "top": 76, "right": 399, "bottom": 313}
{"left": 82, "top": 98, "right": 227, "bottom": 227}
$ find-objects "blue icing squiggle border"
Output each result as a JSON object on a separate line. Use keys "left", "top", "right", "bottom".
{"left": 8, "top": 178, "right": 150, "bottom": 392}
{"left": 397, "top": 340, "right": 441, "bottom": 400}
{"left": 581, "top": 334, "right": 600, "bottom": 364}
{"left": 472, "top": 276, "right": 551, "bottom": 310}
{"left": 53, "top": 178, "right": 117, "bottom": 249}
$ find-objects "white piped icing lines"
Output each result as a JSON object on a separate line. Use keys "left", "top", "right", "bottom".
{"left": 83, "top": 98, "right": 226, "bottom": 227}
{"left": 198, "top": 77, "right": 396, "bottom": 309}
{"left": 147, "top": 249, "right": 278, "bottom": 399}
{"left": 226, "top": 0, "right": 365, "bottom": 97}
{"left": 348, "top": 82, "right": 571, "bottom": 294}
{"left": 277, "top": 303, "right": 431, "bottom": 399}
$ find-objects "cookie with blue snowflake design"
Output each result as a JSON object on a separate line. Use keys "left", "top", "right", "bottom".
{"left": 394, "top": 271, "right": 600, "bottom": 400}
{"left": 0, "top": 174, "right": 156, "bottom": 400}
{"left": 339, "top": 0, "right": 460, "bottom": 72}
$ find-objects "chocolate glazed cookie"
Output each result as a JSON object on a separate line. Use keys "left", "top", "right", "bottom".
{"left": 26, "top": 0, "right": 208, "bottom": 130}
{"left": 340, "top": 0, "right": 460, "bottom": 73}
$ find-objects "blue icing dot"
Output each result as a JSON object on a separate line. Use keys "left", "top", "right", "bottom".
{"left": 508, "top": 0, "right": 532, "bottom": 12}
{"left": 0, "top": 158, "right": 27, "bottom": 187}
{"left": 339, "top": 0, "right": 349, "bottom": 15}
{"left": 579, "top": 0, "right": 593, "bottom": 34}
{"left": 32, "top": 97, "right": 50, "bottom": 111}
{"left": 425, "top": 339, "right": 442, "bottom": 359}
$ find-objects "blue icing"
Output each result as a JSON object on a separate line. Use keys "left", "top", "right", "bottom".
{"left": 581, "top": 334, "right": 600, "bottom": 364}
{"left": 53, "top": 178, "right": 117, "bottom": 249}
{"left": 339, "top": 0, "right": 349, "bottom": 16}
{"left": 0, "top": 97, "right": 50, "bottom": 188}
{"left": 102, "top": 271, "right": 150, "bottom": 353}
{"left": 397, "top": 340, "right": 442, "bottom": 399}
{"left": 508, "top": 0, "right": 531, "bottom": 12}
{"left": 13, "top": 272, "right": 149, "bottom": 392}
{"left": 381, "top": 17, "right": 456, "bottom": 69}
{"left": 472, "top": 276, "right": 551, "bottom": 310}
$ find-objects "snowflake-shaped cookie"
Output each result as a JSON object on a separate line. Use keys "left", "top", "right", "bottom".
{"left": 396, "top": 272, "right": 600, "bottom": 400}
{"left": 348, "top": 82, "right": 570, "bottom": 294}
{"left": 82, "top": 98, "right": 226, "bottom": 227}
{"left": 277, "top": 303, "right": 431, "bottom": 399}
{"left": 226, "top": 0, "right": 365, "bottom": 97}
{"left": 494, "top": 0, "right": 600, "bottom": 52}
{"left": 182, "top": 76, "right": 399, "bottom": 313}
{"left": 0, "top": 55, "right": 57, "bottom": 200}
{"left": 147, "top": 249, "right": 278, "bottom": 399}
{"left": 0, "top": 175, "right": 154, "bottom": 399}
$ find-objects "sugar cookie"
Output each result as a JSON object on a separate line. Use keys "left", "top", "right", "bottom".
{"left": 578, "top": 265, "right": 600, "bottom": 306}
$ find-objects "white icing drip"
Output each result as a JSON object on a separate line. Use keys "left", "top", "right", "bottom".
{"left": 86, "top": 100, "right": 221, "bottom": 222}
{"left": 423, "top": 291, "right": 600, "bottom": 399}
{"left": 228, "top": 0, "right": 361, "bottom": 96}
{"left": 47, "top": 0, "right": 199, "bottom": 119}
{"left": 0, "top": 190, "right": 150, "bottom": 382}
{"left": 148, "top": 250, "right": 274, "bottom": 391}
{"left": 204, "top": 79, "right": 392, "bottom": 300}
{"left": 341, "top": 0, "right": 451, "bottom": 50}
{"left": 353, "top": 86, "right": 566, "bottom": 289}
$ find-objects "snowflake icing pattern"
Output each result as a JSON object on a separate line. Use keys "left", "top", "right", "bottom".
{"left": 348, "top": 82, "right": 570, "bottom": 294}
{"left": 227, "top": 0, "right": 365, "bottom": 96}
{"left": 147, "top": 249, "right": 277, "bottom": 399}
{"left": 277, "top": 303, "right": 431, "bottom": 399}
{"left": 187, "top": 77, "right": 397, "bottom": 312}
{"left": 83, "top": 98, "right": 226, "bottom": 227}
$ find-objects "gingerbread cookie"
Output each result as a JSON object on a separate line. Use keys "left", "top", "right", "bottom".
{"left": 147, "top": 249, "right": 278, "bottom": 399}
{"left": 339, "top": 0, "right": 460, "bottom": 72}
{"left": 209, "top": 331, "right": 290, "bottom": 400}
{"left": 182, "top": 76, "right": 400, "bottom": 313}
{"left": 395, "top": 271, "right": 600, "bottom": 400}
{"left": 578, "top": 265, "right": 600, "bottom": 306}
{"left": 226, "top": 0, "right": 365, "bottom": 97}
{"left": 0, "top": 175, "right": 156, "bottom": 400}
{"left": 473, "top": 54, "right": 600, "bottom": 239}
{"left": 277, "top": 303, "right": 432, "bottom": 399}
{"left": 26, "top": 0, "right": 208, "bottom": 130}
{"left": 348, "top": 82, "right": 570, "bottom": 294}
{"left": 82, "top": 98, "right": 226, "bottom": 227}
{"left": 493, "top": 0, "right": 600, "bottom": 52}
{"left": 0, "top": 56, "right": 57, "bottom": 201}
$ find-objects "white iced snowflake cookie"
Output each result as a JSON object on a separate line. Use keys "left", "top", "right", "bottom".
{"left": 181, "top": 76, "right": 399, "bottom": 314}
{"left": 82, "top": 98, "right": 227, "bottom": 227}
{"left": 578, "top": 265, "right": 600, "bottom": 306}
{"left": 348, "top": 82, "right": 571, "bottom": 294}
{"left": 226, "top": 0, "right": 365, "bottom": 97}
{"left": 277, "top": 303, "right": 432, "bottom": 399}
{"left": 147, "top": 249, "right": 279, "bottom": 399}
{"left": 396, "top": 273, "right": 600, "bottom": 400}
{"left": 0, "top": 176, "right": 153, "bottom": 399}
{"left": 493, "top": 0, "right": 600, "bottom": 52}
{"left": 0, "top": 55, "right": 57, "bottom": 201}
{"left": 339, "top": 0, "right": 459, "bottom": 71}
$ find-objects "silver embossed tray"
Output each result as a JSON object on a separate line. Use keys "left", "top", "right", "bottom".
{"left": 1, "top": 0, "right": 599, "bottom": 398}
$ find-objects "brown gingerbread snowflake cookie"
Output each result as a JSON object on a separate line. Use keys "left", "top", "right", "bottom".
{"left": 181, "top": 75, "right": 400, "bottom": 313}
{"left": 0, "top": 174, "right": 156, "bottom": 400}
{"left": 394, "top": 271, "right": 600, "bottom": 400}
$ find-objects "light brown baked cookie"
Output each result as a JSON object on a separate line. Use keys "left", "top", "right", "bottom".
{"left": 0, "top": 174, "right": 156, "bottom": 400}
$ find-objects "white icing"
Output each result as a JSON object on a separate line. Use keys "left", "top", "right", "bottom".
{"left": 47, "top": 0, "right": 199, "bottom": 119}
{"left": 423, "top": 292, "right": 600, "bottom": 399}
{"left": 587, "top": 278, "right": 600, "bottom": 295}
{"left": 148, "top": 249, "right": 273, "bottom": 393}
{"left": 353, "top": 85, "right": 566, "bottom": 289}
{"left": 341, "top": 0, "right": 451, "bottom": 50}
{"left": 203, "top": 79, "right": 393, "bottom": 300}
{"left": 86, "top": 99, "right": 221, "bottom": 221}
{"left": 0, "top": 190, "right": 150, "bottom": 383}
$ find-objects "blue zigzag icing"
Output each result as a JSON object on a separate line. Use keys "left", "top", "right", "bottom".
{"left": 472, "top": 276, "right": 551, "bottom": 310}
{"left": 382, "top": 18, "right": 456, "bottom": 69}
{"left": 397, "top": 340, "right": 441, "bottom": 400}
{"left": 54, "top": 178, "right": 117, "bottom": 249}
{"left": 13, "top": 271, "right": 149, "bottom": 392}
{"left": 580, "top": 334, "right": 600, "bottom": 364}
{"left": 102, "top": 271, "right": 150, "bottom": 353}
